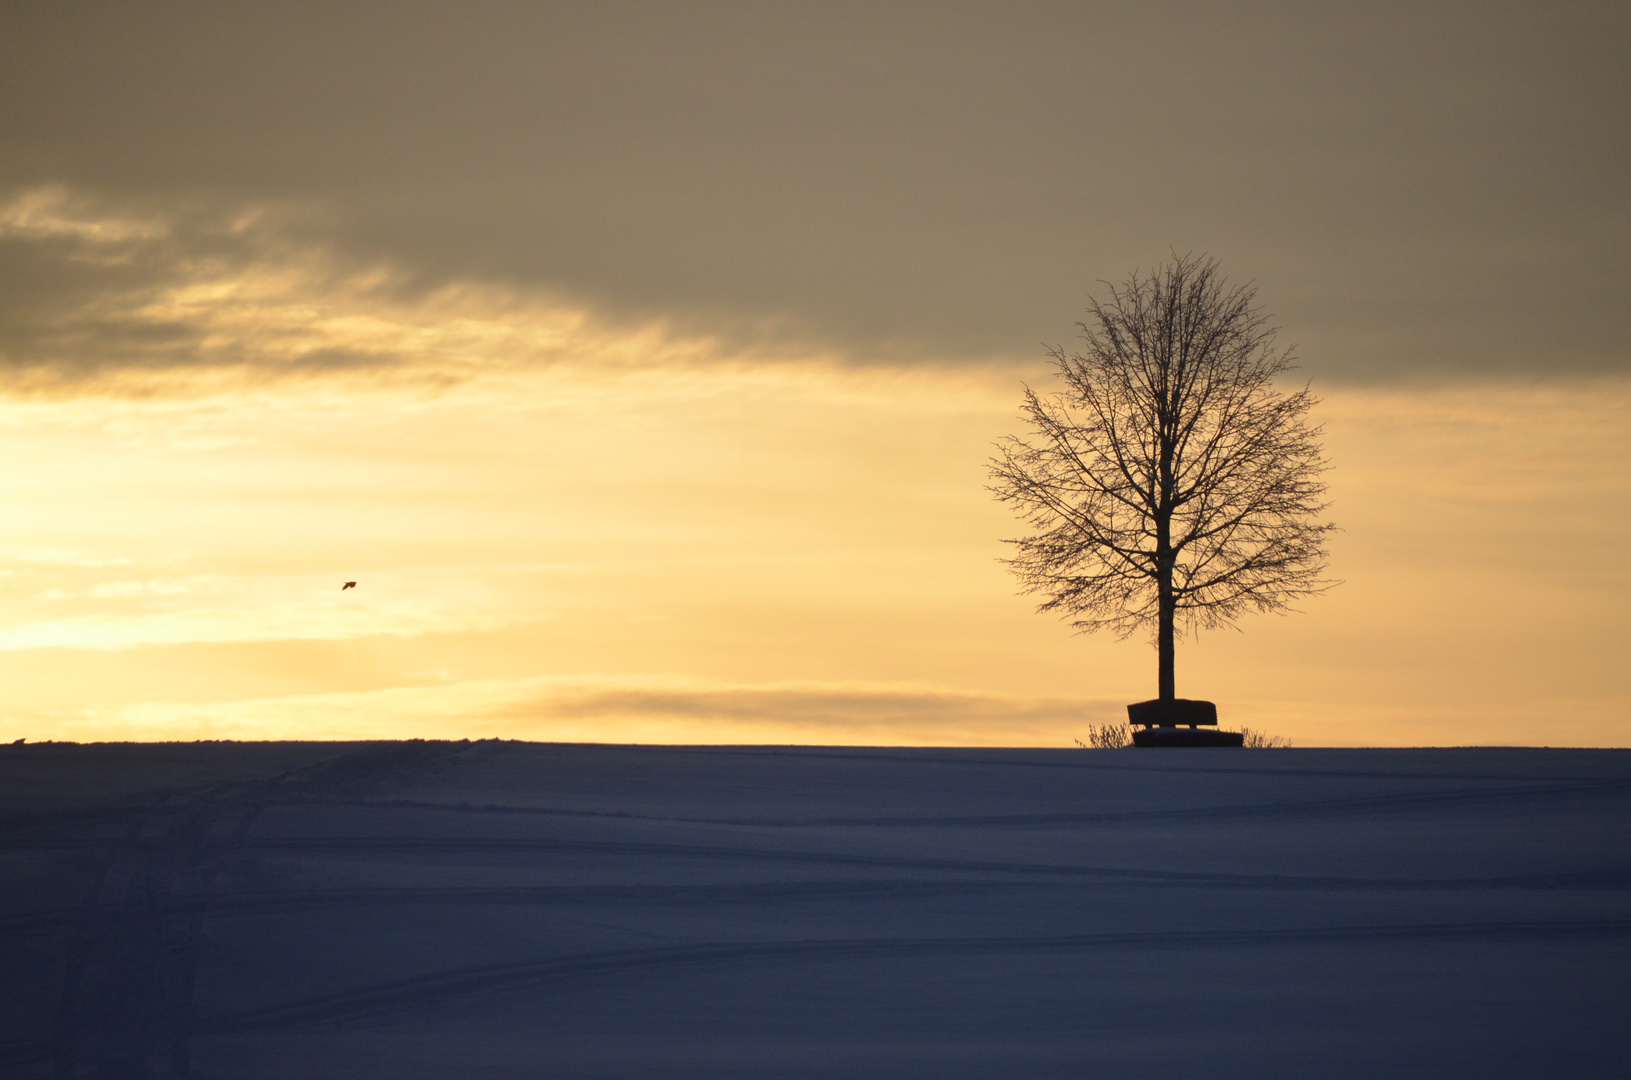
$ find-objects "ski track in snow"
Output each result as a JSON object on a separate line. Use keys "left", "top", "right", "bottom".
{"left": 6, "top": 777, "right": 1625, "bottom": 844}
{"left": 202, "top": 917, "right": 1631, "bottom": 1034}
{"left": 6, "top": 869, "right": 1628, "bottom": 941}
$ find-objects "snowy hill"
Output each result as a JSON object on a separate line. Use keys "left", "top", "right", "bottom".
{"left": 3, "top": 740, "right": 1628, "bottom": 1078}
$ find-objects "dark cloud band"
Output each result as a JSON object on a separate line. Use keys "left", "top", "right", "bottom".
{"left": 2, "top": 4, "right": 1626, "bottom": 383}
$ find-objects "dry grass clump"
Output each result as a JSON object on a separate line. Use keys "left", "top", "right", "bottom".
{"left": 1075, "top": 723, "right": 1132, "bottom": 749}
{"left": 1240, "top": 727, "right": 1291, "bottom": 748}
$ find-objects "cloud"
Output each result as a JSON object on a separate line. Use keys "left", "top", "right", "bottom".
{"left": 0, "top": 188, "right": 839, "bottom": 397}
{"left": 0, "top": 602, "right": 550, "bottom": 651}
{"left": 0, "top": 185, "right": 1122, "bottom": 405}
{"left": 36, "top": 667, "right": 1624, "bottom": 748}
{"left": 0, "top": 187, "right": 168, "bottom": 245}
{"left": 28, "top": 673, "right": 1126, "bottom": 746}
{"left": 3, "top": 6, "right": 1626, "bottom": 382}
{"left": 87, "top": 575, "right": 231, "bottom": 599}
{"left": 15, "top": 549, "right": 134, "bottom": 567}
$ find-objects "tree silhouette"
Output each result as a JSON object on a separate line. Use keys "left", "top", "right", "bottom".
{"left": 989, "top": 254, "right": 1336, "bottom": 705}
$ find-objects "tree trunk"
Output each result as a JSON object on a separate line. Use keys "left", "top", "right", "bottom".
{"left": 1157, "top": 569, "right": 1175, "bottom": 702}
{"left": 1156, "top": 398, "right": 1178, "bottom": 703}
{"left": 1156, "top": 514, "right": 1175, "bottom": 703}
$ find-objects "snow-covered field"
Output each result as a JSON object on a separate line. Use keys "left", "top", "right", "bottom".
{"left": 2, "top": 739, "right": 1628, "bottom": 1078}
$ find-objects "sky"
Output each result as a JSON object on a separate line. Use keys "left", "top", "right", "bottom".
{"left": 0, "top": 1, "right": 1626, "bottom": 747}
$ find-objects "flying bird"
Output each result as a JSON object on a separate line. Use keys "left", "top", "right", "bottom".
{"left": 342, "top": 581, "right": 357, "bottom": 590}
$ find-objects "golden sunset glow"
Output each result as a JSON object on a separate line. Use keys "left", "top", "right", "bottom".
{"left": 0, "top": 190, "right": 1624, "bottom": 746}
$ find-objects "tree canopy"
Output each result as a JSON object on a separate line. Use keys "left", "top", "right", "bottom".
{"left": 989, "top": 254, "right": 1336, "bottom": 701}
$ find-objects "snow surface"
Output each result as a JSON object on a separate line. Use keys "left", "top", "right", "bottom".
{"left": 2, "top": 740, "right": 1628, "bottom": 1078}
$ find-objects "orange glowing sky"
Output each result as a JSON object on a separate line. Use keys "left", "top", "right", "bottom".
{"left": 1, "top": 5, "right": 1626, "bottom": 746}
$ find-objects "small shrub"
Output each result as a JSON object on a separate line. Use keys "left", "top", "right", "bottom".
{"left": 1076, "top": 723, "right": 1131, "bottom": 749}
{"left": 1240, "top": 727, "right": 1291, "bottom": 748}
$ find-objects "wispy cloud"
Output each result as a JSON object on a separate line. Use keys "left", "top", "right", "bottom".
{"left": 0, "top": 603, "right": 550, "bottom": 651}
{"left": 0, "top": 187, "right": 169, "bottom": 245}
{"left": 87, "top": 575, "right": 232, "bottom": 599}
{"left": 14, "top": 549, "right": 134, "bottom": 567}
{"left": 31, "top": 674, "right": 1125, "bottom": 746}
{"left": 0, "top": 187, "right": 834, "bottom": 398}
{"left": 34, "top": 668, "right": 1626, "bottom": 748}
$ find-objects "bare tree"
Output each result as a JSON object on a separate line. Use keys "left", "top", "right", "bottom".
{"left": 989, "top": 254, "right": 1336, "bottom": 705}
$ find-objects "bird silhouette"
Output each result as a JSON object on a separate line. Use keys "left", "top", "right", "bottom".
{"left": 341, "top": 581, "right": 357, "bottom": 590}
